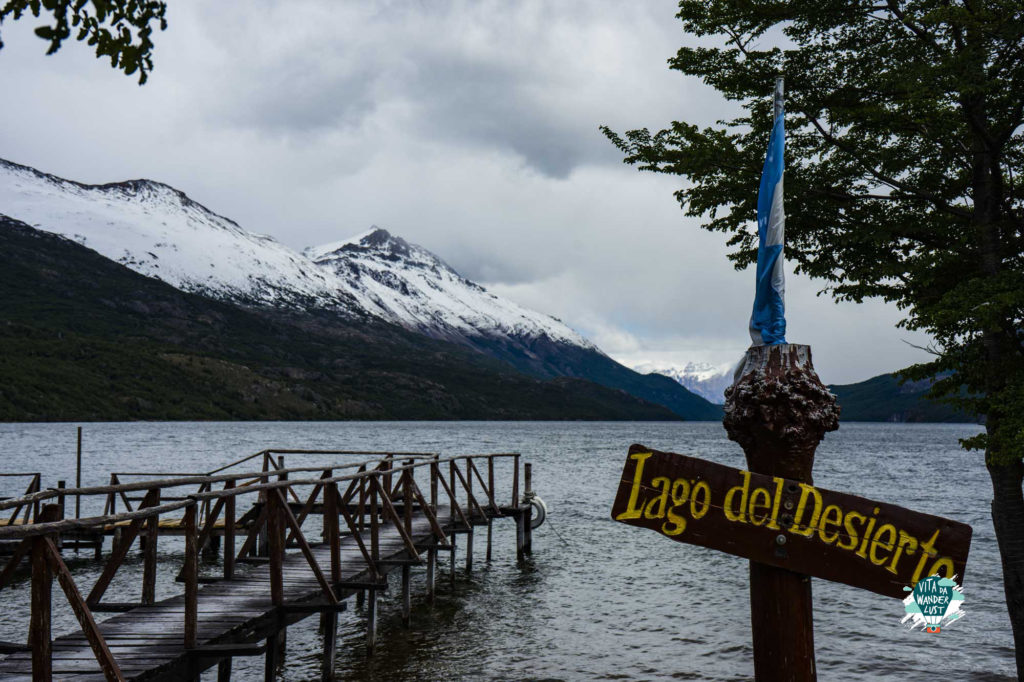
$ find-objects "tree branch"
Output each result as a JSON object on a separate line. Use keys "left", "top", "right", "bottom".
{"left": 804, "top": 112, "right": 973, "bottom": 219}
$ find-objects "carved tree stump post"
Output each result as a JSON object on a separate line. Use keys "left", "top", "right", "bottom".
{"left": 723, "top": 344, "right": 840, "bottom": 681}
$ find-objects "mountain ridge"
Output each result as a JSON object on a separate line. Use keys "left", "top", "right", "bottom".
{"left": 633, "top": 361, "right": 736, "bottom": 404}
{"left": 0, "top": 215, "right": 682, "bottom": 421}
{"left": 0, "top": 158, "right": 720, "bottom": 420}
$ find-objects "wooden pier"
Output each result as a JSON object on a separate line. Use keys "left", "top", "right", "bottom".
{"left": 0, "top": 450, "right": 537, "bottom": 681}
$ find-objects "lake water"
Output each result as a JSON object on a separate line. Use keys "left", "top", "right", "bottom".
{"left": 0, "top": 421, "right": 1013, "bottom": 680}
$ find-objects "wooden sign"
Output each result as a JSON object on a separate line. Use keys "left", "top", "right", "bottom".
{"left": 611, "top": 444, "right": 972, "bottom": 599}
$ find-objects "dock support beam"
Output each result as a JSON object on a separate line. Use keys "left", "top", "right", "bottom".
{"left": 142, "top": 489, "right": 160, "bottom": 605}
{"left": 402, "top": 566, "right": 411, "bottom": 626}
{"left": 265, "top": 480, "right": 287, "bottom": 679}
{"left": 487, "top": 460, "right": 495, "bottom": 562}
{"left": 367, "top": 475, "right": 380, "bottom": 656}
{"left": 29, "top": 515, "right": 53, "bottom": 681}
{"left": 366, "top": 590, "right": 378, "bottom": 655}
{"left": 723, "top": 344, "right": 839, "bottom": 682}
{"left": 515, "top": 511, "right": 525, "bottom": 563}
{"left": 427, "top": 464, "right": 438, "bottom": 603}
{"left": 264, "top": 631, "right": 280, "bottom": 681}
{"left": 524, "top": 463, "right": 533, "bottom": 556}
{"left": 449, "top": 535, "right": 457, "bottom": 587}
{"left": 321, "top": 610, "right": 337, "bottom": 681}
{"left": 426, "top": 548, "right": 436, "bottom": 603}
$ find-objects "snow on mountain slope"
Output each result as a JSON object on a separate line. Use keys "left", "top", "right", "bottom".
{"left": 305, "top": 228, "right": 596, "bottom": 349}
{"left": 0, "top": 158, "right": 593, "bottom": 350}
{"left": 633, "top": 361, "right": 737, "bottom": 404}
{"left": 0, "top": 158, "right": 357, "bottom": 311}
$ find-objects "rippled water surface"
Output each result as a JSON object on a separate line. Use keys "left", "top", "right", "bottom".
{"left": 0, "top": 421, "right": 1012, "bottom": 680}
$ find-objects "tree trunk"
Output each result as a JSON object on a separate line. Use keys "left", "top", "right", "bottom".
{"left": 965, "top": 79, "right": 1024, "bottom": 677}
{"left": 988, "top": 457, "right": 1024, "bottom": 674}
{"left": 988, "top": 456, "right": 1024, "bottom": 678}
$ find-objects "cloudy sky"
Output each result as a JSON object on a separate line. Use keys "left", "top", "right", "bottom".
{"left": 0, "top": 0, "right": 932, "bottom": 383}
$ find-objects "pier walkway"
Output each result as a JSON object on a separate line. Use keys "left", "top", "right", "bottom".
{"left": 0, "top": 451, "right": 536, "bottom": 681}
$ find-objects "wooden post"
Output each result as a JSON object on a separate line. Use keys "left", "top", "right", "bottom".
{"left": 426, "top": 545, "right": 436, "bottom": 604}
{"left": 142, "top": 489, "right": 160, "bottom": 605}
{"left": 322, "top": 608, "right": 337, "bottom": 681}
{"left": 56, "top": 481, "right": 65, "bottom": 521}
{"left": 449, "top": 462, "right": 457, "bottom": 587}
{"left": 486, "top": 458, "right": 494, "bottom": 562}
{"left": 427, "top": 461, "right": 438, "bottom": 603}
{"left": 323, "top": 472, "right": 339, "bottom": 681}
{"left": 257, "top": 462, "right": 269, "bottom": 558}
{"left": 367, "top": 472, "right": 380, "bottom": 655}
{"left": 224, "top": 480, "right": 236, "bottom": 580}
{"left": 402, "top": 468, "right": 412, "bottom": 626}
{"left": 218, "top": 658, "right": 232, "bottom": 682}
{"left": 264, "top": 632, "right": 280, "bottom": 682}
{"left": 449, "top": 534, "right": 457, "bottom": 588}
{"left": 524, "top": 463, "right": 533, "bottom": 556}
{"left": 356, "top": 473, "right": 366, "bottom": 610}
{"left": 465, "top": 461, "right": 474, "bottom": 574}
{"left": 265, "top": 486, "right": 286, "bottom": 677}
{"left": 383, "top": 457, "right": 393, "bottom": 504}
{"left": 723, "top": 344, "right": 839, "bottom": 682}
{"left": 325, "top": 476, "right": 341, "bottom": 585}
{"left": 75, "top": 426, "right": 82, "bottom": 520}
{"left": 273, "top": 465, "right": 288, "bottom": 668}
{"left": 55, "top": 482, "right": 65, "bottom": 552}
{"left": 512, "top": 454, "right": 520, "bottom": 509}
{"left": 30, "top": 506, "right": 59, "bottom": 682}
{"left": 366, "top": 587, "right": 377, "bottom": 656}
{"left": 183, "top": 505, "right": 198, "bottom": 650}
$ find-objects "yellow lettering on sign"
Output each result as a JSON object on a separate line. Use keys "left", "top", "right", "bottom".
{"left": 662, "top": 479, "right": 691, "bottom": 536}
{"left": 817, "top": 504, "right": 843, "bottom": 545}
{"left": 887, "top": 531, "right": 918, "bottom": 575}
{"left": 613, "top": 451, "right": 652, "bottom": 521}
{"left": 644, "top": 476, "right": 671, "bottom": 519}
{"left": 789, "top": 483, "right": 823, "bottom": 537}
{"left": 748, "top": 487, "right": 772, "bottom": 527}
{"left": 724, "top": 470, "right": 751, "bottom": 522}
{"left": 855, "top": 507, "right": 881, "bottom": 559}
{"left": 869, "top": 523, "right": 896, "bottom": 566}
{"left": 929, "top": 557, "right": 955, "bottom": 579}
{"left": 690, "top": 481, "right": 711, "bottom": 519}
{"left": 911, "top": 529, "right": 941, "bottom": 585}
{"left": 839, "top": 510, "right": 865, "bottom": 551}
{"left": 765, "top": 477, "right": 784, "bottom": 530}
{"left": 613, "top": 452, "right": 963, "bottom": 589}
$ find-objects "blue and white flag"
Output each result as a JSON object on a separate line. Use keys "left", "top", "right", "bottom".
{"left": 749, "top": 76, "right": 787, "bottom": 346}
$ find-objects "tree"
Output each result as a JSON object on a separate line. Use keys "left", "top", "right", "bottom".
{"left": 603, "top": 0, "right": 1024, "bottom": 672}
{"left": 0, "top": 0, "right": 167, "bottom": 83}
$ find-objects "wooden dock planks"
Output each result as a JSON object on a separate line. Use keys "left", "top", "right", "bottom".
{"left": 0, "top": 511, "right": 450, "bottom": 680}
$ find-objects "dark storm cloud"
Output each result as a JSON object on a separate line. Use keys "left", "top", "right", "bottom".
{"left": 187, "top": 0, "right": 672, "bottom": 177}
{"left": 404, "top": 49, "right": 618, "bottom": 177}
{"left": 0, "top": 0, "right": 935, "bottom": 382}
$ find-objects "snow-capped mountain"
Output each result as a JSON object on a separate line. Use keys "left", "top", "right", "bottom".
{"left": 0, "top": 157, "right": 720, "bottom": 419}
{"left": 0, "top": 158, "right": 590, "bottom": 350}
{"left": 633, "top": 361, "right": 737, "bottom": 404}
{"left": 0, "top": 159, "right": 359, "bottom": 312}
{"left": 304, "top": 228, "right": 595, "bottom": 349}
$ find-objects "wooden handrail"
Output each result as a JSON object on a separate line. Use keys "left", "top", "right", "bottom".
{"left": 0, "top": 453, "right": 522, "bottom": 539}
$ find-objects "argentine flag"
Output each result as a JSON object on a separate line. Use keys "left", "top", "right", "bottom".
{"left": 749, "top": 77, "right": 787, "bottom": 346}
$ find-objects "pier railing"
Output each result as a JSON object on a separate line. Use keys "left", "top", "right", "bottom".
{"left": 0, "top": 450, "right": 530, "bottom": 682}
{"left": 0, "top": 473, "right": 42, "bottom": 528}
